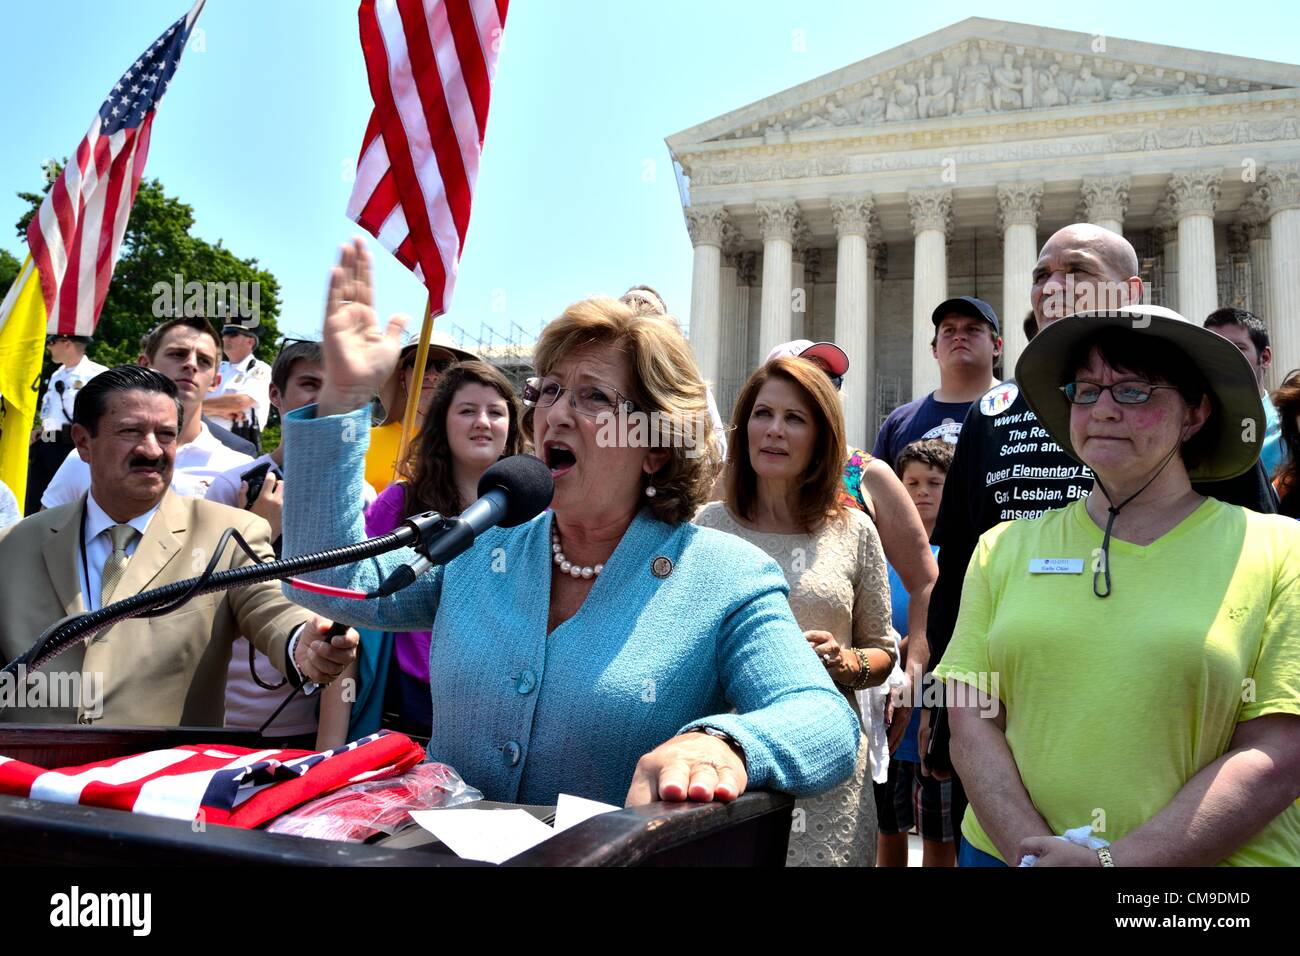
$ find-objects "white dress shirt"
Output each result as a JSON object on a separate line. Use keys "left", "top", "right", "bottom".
{"left": 204, "top": 453, "right": 368, "bottom": 734}
{"left": 40, "top": 356, "right": 109, "bottom": 432}
{"left": 78, "top": 493, "right": 161, "bottom": 612}
{"left": 42, "top": 422, "right": 254, "bottom": 509}
{"left": 211, "top": 355, "right": 272, "bottom": 429}
{"left": 0, "top": 482, "right": 20, "bottom": 531}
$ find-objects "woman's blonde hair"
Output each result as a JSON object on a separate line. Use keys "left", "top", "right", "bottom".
{"left": 726, "top": 356, "right": 849, "bottom": 533}
{"left": 531, "top": 297, "right": 721, "bottom": 524}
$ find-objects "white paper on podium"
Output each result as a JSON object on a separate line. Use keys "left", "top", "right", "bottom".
{"left": 409, "top": 793, "right": 620, "bottom": 864}
{"left": 552, "top": 793, "right": 619, "bottom": 833}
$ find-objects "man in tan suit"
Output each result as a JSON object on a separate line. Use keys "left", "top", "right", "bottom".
{"left": 0, "top": 366, "right": 357, "bottom": 726}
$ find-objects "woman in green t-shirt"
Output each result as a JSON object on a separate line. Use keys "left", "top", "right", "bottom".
{"left": 937, "top": 304, "right": 1300, "bottom": 867}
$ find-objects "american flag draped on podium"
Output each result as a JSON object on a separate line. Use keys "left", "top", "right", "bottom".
{"left": 347, "top": 0, "right": 509, "bottom": 312}
{"left": 0, "top": 0, "right": 205, "bottom": 506}
{"left": 0, "top": 731, "right": 425, "bottom": 829}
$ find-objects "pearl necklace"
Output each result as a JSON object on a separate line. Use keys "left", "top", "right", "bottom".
{"left": 551, "top": 527, "right": 603, "bottom": 579}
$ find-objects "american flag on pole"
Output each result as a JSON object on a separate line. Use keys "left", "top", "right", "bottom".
{"left": 347, "top": 0, "right": 509, "bottom": 314}
{"left": 0, "top": 731, "right": 425, "bottom": 829}
{"left": 27, "top": 0, "right": 206, "bottom": 337}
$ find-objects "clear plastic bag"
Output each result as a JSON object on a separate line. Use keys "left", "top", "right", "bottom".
{"left": 266, "top": 762, "right": 482, "bottom": 842}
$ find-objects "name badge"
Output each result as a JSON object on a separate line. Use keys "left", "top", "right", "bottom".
{"left": 1029, "top": 558, "right": 1084, "bottom": 574}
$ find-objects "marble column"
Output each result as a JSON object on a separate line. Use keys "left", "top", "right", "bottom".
{"left": 1079, "top": 176, "right": 1130, "bottom": 236}
{"left": 718, "top": 233, "right": 739, "bottom": 403}
{"left": 757, "top": 200, "right": 801, "bottom": 359}
{"left": 1154, "top": 199, "right": 1179, "bottom": 312}
{"left": 790, "top": 249, "right": 806, "bottom": 342}
{"left": 997, "top": 182, "right": 1043, "bottom": 375}
{"left": 1241, "top": 190, "right": 1273, "bottom": 322}
{"left": 831, "top": 195, "right": 873, "bottom": 451}
{"left": 908, "top": 188, "right": 952, "bottom": 399}
{"left": 1261, "top": 163, "right": 1300, "bottom": 383}
{"left": 722, "top": 252, "right": 756, "bottom": 418}
{"left": 685, "top": 204, "right": 729, "bottom": 388}
{"left": 868, "top": 241, "right": 886, "bottom": 435}
{"left": 1166, "top": 169, "right": 1222, "bottom": 323}
{"left": 804, "top": 247, "right": 823, "bottom": 340}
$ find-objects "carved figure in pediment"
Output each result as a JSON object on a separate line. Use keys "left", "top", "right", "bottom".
{"left": 1108, "top": 71, "right": 1137, "bottom": 100}
{"left": 858, "top": 85, "right": 886, "bottom": 125}
{"left": 992, "top": 52, "right": 1026, "bottom": 110}
{"left": 796, "top": 110, "right": 831, "bottom": 130}
{"left": 1176, "top": 73, "right": 1206, "bottom": 96}
{"left": 919, "top": 60, "right": 955, "bottom": 118}
{"left": 1070, "top": 66, "right": 1105, "bottom": 104}
{"left": 957, "top": 45, "right": 992, "bottom": 113}
{"left": 826, "top": 96, "right": 853, "bottom": 126}
{"left": 1035, "top": 63, "right": 1066, "bottom": 109}
{"left": 886, "top": 77, "right": 919, "bottom": 121}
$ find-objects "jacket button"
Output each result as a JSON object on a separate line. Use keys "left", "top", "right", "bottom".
{"left": 515, "top": 670, "right": 536, "bottom": 695}
{"left": 502, "top": 740, "right": 521, "bottom": 767}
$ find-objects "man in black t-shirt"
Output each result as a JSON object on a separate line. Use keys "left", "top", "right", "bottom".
{"left": 923, "top": 223, "right": 1277, "bottom": 837}
{"left": 873, "top": 296, "right": 1002, "bottom": 470}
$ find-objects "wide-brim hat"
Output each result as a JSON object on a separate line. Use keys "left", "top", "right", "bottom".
{"left": 377, "top": 330, "right": 483, "bottom": 425}
{"left": 1014, "top": 304, "right": 1265, "bottom": 482}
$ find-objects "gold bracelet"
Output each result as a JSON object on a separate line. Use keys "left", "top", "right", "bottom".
{"left": 1096, "top": 846, "right": 1115, "bottom": 867}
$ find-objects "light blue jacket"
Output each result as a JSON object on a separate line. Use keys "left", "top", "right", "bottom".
{"left": 280, "top": 406, "right": 860, "bottom": 806}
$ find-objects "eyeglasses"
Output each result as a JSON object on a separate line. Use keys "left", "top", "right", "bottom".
{"left": 521, "top": 376, "right": 636, "bottom": 419}
{"left": 1060, "top": 381, "right": 1180, "bottom": 405}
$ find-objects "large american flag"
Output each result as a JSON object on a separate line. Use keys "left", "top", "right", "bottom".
{"left": 28, "top": 1, "right": 205, "bottom": 337}
{"left": 348, "top": 0, "right": 509, "bottom": 314}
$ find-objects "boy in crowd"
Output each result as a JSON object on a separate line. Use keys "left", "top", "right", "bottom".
{"left": 876, "top": 439, "right": 955, "bottom": 867}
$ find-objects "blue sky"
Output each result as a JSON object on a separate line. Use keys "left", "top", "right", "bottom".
{"left": 3, "top": 0, "right": 1298, "bottom": 347}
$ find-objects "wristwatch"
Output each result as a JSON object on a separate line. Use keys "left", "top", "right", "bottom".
{"left": 687, "top": 725, "right": 748, "bottom": 770}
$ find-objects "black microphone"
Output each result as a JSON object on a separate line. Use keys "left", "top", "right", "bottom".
{"left": 373, "top": 454, "right": 553, "bottom": 597}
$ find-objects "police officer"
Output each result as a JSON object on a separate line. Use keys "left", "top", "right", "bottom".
{"left": 204, "top": 322, "right": 271, "bottom": 453}
{"left": 25, "top": 333, "right": 107, "bottom": 514}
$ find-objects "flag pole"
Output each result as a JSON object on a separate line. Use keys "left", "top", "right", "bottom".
{"left": 394, "top": 295, "right": 435, "bottom": 482}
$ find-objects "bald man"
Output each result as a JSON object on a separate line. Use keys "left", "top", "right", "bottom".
{"left": 921, "top": 224, "right": 1276, "bottom": 816}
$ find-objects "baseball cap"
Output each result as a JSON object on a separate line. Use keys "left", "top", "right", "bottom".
{"left": 765, "top": 339, "right": 850, "bottom": 376}
{"left": 931, "top": 296, "right": 1000, "bottom": 336}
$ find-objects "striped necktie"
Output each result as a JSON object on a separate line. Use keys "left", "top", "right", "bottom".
{"left": 100, "top": 523, "right": 138, "bottom": 607}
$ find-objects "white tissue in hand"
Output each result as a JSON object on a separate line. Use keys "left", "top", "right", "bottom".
{"left": 1018, "top": 824, "right": 1110, "bottom": 867}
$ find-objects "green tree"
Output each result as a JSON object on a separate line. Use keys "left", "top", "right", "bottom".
{"left": 0, "top": 248, "right": 19, "bottom": 296}
{"left": 15, "top": 165, "right": 282, "bottom": 370}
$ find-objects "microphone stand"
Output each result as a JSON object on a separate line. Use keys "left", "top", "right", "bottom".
{"left": 1, "top": 510, "right": 453, "bottom": 683}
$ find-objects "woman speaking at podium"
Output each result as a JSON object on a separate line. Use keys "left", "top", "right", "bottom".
{"left": 279, "top": 239, "right": 860, "bottom": 809}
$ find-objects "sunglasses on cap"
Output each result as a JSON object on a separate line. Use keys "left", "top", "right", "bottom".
{"left": 403, "top": 355, "right": 454, "bottom": 375}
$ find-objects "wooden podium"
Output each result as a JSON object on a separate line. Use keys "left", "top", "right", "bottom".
{"left": 0, "top": 726, "right": 794, "bottom": 866}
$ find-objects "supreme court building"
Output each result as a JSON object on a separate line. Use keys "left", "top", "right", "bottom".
{"left": 667, "top": 18, "right": 1300, "bottom": 449}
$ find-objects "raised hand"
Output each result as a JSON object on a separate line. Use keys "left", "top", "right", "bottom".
{"left": 317, "top": 238, "right": 411, "bottom": 416}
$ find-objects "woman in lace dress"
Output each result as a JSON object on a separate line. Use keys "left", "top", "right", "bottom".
{"left": 696, "top": 356, "right": 896, "bottom": 866}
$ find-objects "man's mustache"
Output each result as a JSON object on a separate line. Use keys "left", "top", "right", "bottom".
{"left": 129, "top": 457, "right": 166, "bottom": 470}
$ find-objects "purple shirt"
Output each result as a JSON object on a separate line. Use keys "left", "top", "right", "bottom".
{"left": 364, "top": 483, "right": 432, "bottom": 683}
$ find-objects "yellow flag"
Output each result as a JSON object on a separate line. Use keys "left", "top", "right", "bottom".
{"left": 0, "top": 256, "right": 49, "bottom": 508}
